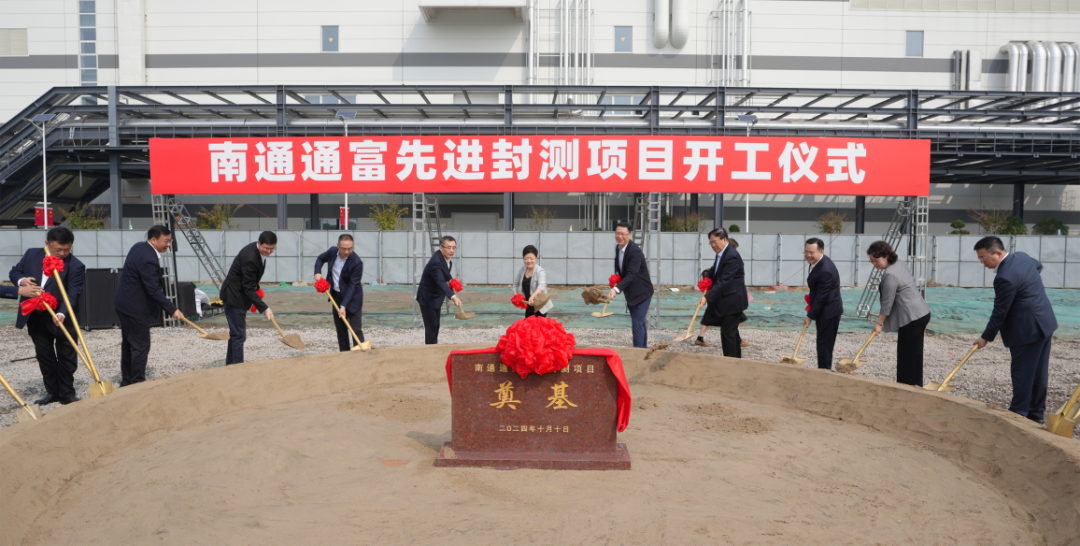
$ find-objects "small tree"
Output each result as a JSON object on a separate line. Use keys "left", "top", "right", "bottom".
{"left": 728, "top": 224, "right": 741, "bottom": 233}
{"left": 368, "top": 200, "right": 408, "bottom": 231}
{"left": 814, "top": 212, "right": 846, "bottom": 234}
{"left": 527, "top": 206, "right": 557, "bottom": 231}
{"left": 949, "top": 219, "right": 970, "bottom": 235}
{"left": 1000, "top": 215, "right": 1028, "bottom": 235}
{"left": 196, "top": 203, "right": 240, "bottom": 230}
{"left": 968, "top": 205, "right": 1008, "bottom": 234}
{"left": 63, "top": 203, "right": 106, "bottom": 229}
{"left": 1032, "top": 217, "right": 1069, "bottom": 236}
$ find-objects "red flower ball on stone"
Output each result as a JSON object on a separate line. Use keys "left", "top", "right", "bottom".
{"left": 698, "top": 278, "right": 713, "bottom": 293}
{"left": 804, "top": 293, "right": 811, "bottom": 312}
{"left": 42, "top": 256, "right": 64, "bottom": 276}
{"left": 449, "top": 279, "right": 463, "bottom": 293}
{"left": 251, "top": 288, "right": 265, "bottom": 313}
{"left": 510, "top": 293, "right": 527, "bottom": 309}
{"left": 496, "top": 316, "right": 577, "bottom": 378}
{"left": 609, "top": 274, "right": 622, "bottom": 288}
{"left": 315, "top": 278, "right": 331, "bottom": 293}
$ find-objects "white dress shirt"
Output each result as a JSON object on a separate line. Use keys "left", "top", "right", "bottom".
{"left": 331, "top": 253, "right": 346, "bottom": 291}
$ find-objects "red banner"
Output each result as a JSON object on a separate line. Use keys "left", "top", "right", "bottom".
{"left": 149, "top": 136, "right": 929, "bottom": 196}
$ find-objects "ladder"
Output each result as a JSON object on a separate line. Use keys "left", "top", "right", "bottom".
{"left": 151, "top": 195, "right": 180, "bottom": 327}
{"left": 633, "top": 193, "right": 662, "bottom": 328}
{"left": 855, "top": 197, "right": 920, "bottom": 320}
{"left": 153, "top": 195, "right": 229, "bottom": 325}
{"left": 411, "top": 193, "right": 445, "bottom": 327}
{"left": 909, "top": 196, "right": 930, "bottom": 297}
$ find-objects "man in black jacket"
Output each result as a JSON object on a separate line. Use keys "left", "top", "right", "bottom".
{"left": 416, "top": 236, "right": 462, "bottom": 344}
{"left": 114, "top": 225, "right": 185, "bottom": 386}
{"left": 696, "top": 228, "right": 748, "bottom": 357}
{"left": 314, "top": 234, "right": 366, "bottom": 351}
{"left": 804, "top": 238, "right": 844, "bottom": 370}
{"left": 9, "top": 227, "right": 86, "bottom": 405}
{"left": 607, "top": 222, "right": 654, "bottom": 349}
{"left": 220, "top": 231, "right": 276, "bottom": 364}
{"left": 973, "top": 236, "right": 1058, "bottom": 423}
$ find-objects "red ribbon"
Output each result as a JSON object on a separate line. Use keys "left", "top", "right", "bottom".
{"left": 251, "top": 288, "right": 265, "bottom": 313}
{"left": 314, "top": 278, "right": 331, "bottom": 293}
{"left": 42, "top": 256, "right": 64, "bottom": 276}
{"left": 609, "top": 273, "right": 621, "bottom": 288}
{"left": 510, "top": 293, "right": 527, "bottom": 309}
{"left": 20, "top": 292, "right": 58, "bottom": 316}
{"left": 449, "top": 278, "right": 463, "bottom": 292}
{"left": 805, "top": 293, "right": 811, "bottom": 312}
{"left": 697, "top": 278, "right": 713, "bottom": 293}
{"left": 445, "top": 347, "right": 633, "bottom": 433}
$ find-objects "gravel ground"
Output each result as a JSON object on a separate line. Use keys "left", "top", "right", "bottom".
{"left": 1, "top": 324, "right": 1077, "bottom": 439}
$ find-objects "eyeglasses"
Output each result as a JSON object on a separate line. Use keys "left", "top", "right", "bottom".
{"left": 977, "top": 254, "right": 993, "bottom": 262}
{"left": 441, "top": 245, "right": 457, "bottom": 250}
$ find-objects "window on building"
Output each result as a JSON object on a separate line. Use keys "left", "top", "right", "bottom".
{"left": 81, "top": 42, "right": 95, "bottom": 54}
{"left": 905, "top": 31, "right": 923, "bottom": 57}
{"left": 322, "top": 26, "right": 338, "bottom": 52}
{"left": 0, "top": 28, "right": 29, "bottom": 56}
{"left": 80, "top": 56, "right": 97, "bottom": 68}
{"left": 80, "top": 14, "right": 96, "bottom": 27}
{"left": 80, "top": 27, "right": 96, "bottom": 41}
{"left": 81, "top": 69, "right": 97, "bottom": 82}
{"left": 79, "top": 1, "right": 95, "bottom": 13}
{"left": 81, "top": 97, "right": 97, "bottom": 105}
{"left": 614, "top": 26, "right": 632, "bottom": 53}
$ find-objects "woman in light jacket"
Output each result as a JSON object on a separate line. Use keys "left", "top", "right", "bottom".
{"left": 513, "top": 245, "right": 553, "bottom": 318}
{"left": 868, "top": 240, "right": 932, "bottom": 386}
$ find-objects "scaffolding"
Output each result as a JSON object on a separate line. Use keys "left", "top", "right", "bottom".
{"left": 855, "top": 197, "right": 929, "bottom": 320}
{"left": 411, "top": 192, "right": 445, "bottom": 328}
{"left": 633, "top": 193, "right": 662, "bottom": 328}
{"left": 152, "top": 194, "right": 228, "bottom": 325}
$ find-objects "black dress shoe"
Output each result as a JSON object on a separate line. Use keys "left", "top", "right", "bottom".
{"left": 34, "top": 394, "right": 59, "bottom": 405}
{"left": 59, "top": 396, "right": 80, "bottom": 405}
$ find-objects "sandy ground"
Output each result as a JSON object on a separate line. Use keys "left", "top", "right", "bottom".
{"left": 2, "top": 325, "right": 1078, "bottom": 439}
{"left": 16, "top": 382, "right": 1044, "bottom": 546}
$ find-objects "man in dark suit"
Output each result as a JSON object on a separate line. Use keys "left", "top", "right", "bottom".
{"left": 607, "top": 221, "right": 654, "bottom": 349}
{"left": 114, "top": 225, "right": 184, "bottom": 386}
{"left": 416, "top": 236, "right": 462, "bottom": 345}
{"left": 219, "top": 231, "right": 276, "bottom": 364}
{"left": 973, "top": 236, "right": 1058, "bottom": 424}
{"left": 314, "top": 233, "right": 366, "bottom": 351}
{"left": 9, "top": 227, "right": 86, "bottom": 405}
{"left": 696, "top": 228, "right": 748, "bottom": 357}
{"left": 804, "top": 237, "right": 843, "bottom": 370}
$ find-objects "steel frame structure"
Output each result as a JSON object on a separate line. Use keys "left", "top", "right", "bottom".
{"left": 1, "top": 84, "right": 1078, "bottom": 225}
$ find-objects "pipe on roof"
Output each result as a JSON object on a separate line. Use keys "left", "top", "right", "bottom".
{"left": 670, "top": 0, "right": 689, "bottom": 49}
{"left": 652, "top": 0, "right": 669, "bottom": 49}
{"left": 1062, "top": 44, "right": 1076, "bottom": 93}
{"left": 1000, "top": 43, "right": 1022, "bottom": 92}
{"left": 1027, "top": 41, "right": 1048, "bottom": 92}
{"left": 1045, "top": 41, "right": 1063, "bottom": 92}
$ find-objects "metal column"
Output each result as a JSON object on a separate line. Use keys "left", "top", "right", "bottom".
{"left": 309, "top": 193, "right": 320, "bottom": 229}
{"left": 713, "top": 194, "right": 724, "bottom": 230}
{"left": 277, "top": 194, "right": 287, "bottom": 229}
{"left": 504, "top": 192, "right": 514, "bottom": 231}
{"left": 855, "top": 195, "right": 865, "bottom": 234}
{"left": 107, "top": 86, "right": 123, "bottom": 229}
{"left": 1013, "top": 183, "right": 1025, "bottom": 219}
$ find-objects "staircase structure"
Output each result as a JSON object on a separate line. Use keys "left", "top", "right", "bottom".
{"left": 855, "top": 197, "right": 929, "bottom": 320}
{"left": 152, "top": 194, "right": 228, "bottom": 325}
{"left": 633, "top": 193, "right": 662, "bottom": 328}
{"left": 411, "top": 193, "right": 445, "bottom": 328}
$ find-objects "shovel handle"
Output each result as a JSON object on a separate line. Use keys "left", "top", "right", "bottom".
{"left": 326, "top": 292, "right": 363, "bottom": 347}
{"left": 40, "top": 301, "right": 95, "bottom": 381}
{"left": 851, "top": 330, "right": 878, "bottom": 362}
{"left": 267, "top": 315, "right": 288, "bottom": 338}
{"left": 938, "top": 345, "right": 979, "bottom": 391}
{"left": 43, "top": 246, "right": 101, "bottom": 382}
{"left": 684, "top": 302, "right": 704, "bottom": 338}
{"left": 792, "top": 323, "right": 809, "bottom": 358}
{"left": 1058, "top": 380, "right": 1080, "bottom": 417}
{"left": 178, "top": 315, "right": 210, "bottom": 336}
{"left": 0, "top": 370, "right": 33, "bottom": 413}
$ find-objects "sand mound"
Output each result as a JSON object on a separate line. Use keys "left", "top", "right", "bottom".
{"left": 1, "top": 346, "right": 1078, "bottom": 546}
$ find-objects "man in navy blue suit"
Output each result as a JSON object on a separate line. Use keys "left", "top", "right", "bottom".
{"left": 607, "top": 221, "right": 655, "bottom": 349}
{"left": 696, "top": 228, "right": 748, "bottom": 357}
{"left": 416, "top": 235, "right": 462, "bottom": 345}
{"left": 219, "top": 231, "right": 277, "bottom": 365}
{"left": 314, "top": 234, "right": 366, "bottom": 351}
{"left": 9, "top": 227, "right": 86, "bottom": 405}
{"left": 804, "top": 238, "right": 844, "bottom": 370}
{"left": 114, "top": 225, "right": 184, "bottom": 386}
{"left": 973, "top": 236, "right": 1058, "bottom": 424}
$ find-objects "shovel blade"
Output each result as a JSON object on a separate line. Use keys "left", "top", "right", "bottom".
{"left": 590, "top": 312, "right": 614, "bottom": 318}
{"left": 671, "top": 333, "right": 692, "bottom": 343}
{"left": 454, "top": 312, "right": 476, "bottom": 320}
{"left": 923, "top": 381, "right": 957, "bottom": 392}
{"left": 16, "top": 404, "right": 42, "bottom": 423}
{"left": 200, "top": 332, "right": 230, "bottom": 341}
{"left": 779, "top": 355, "right": 806, "bottom": 365}
{"left": 350, "top": 345, "right": 362, "bottom": 351}
{"left": 279, "top": 334, "right": 306, "bottom": 350}
{"left": 1045, "top": 414, "right": 1076, "bottom": 437}
{"left": 836, "top": 358, "right": 866, "bottom": 374}
{"left": 359, "top": 340, "right": 374, "bottom": 351}
{"left": 89, "top": 380, "right": 115, "bottom": 398}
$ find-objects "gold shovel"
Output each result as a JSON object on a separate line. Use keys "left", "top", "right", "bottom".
{"left": 267, "top": 315, "right": 306, "bottom": 349}
{"left": 43, "top": 246, "right": 115, "bottom": 397}
{"left": 453, "top": 291, "right": 476, "bottom": 320}
{"left": 836, "top": 330, "right": 878, "bottom": 374}
{"left": 780, "top": 323, "right": 810, "bottom": 365}
{"left": 325, "top": 292, "right": 372, "bottom": 351}
{"left": 924, "top": 345, "right": 979, "bottom": 392}
{"left": 0, "top": 370, "right": 42, "bottom": 423}
{"left": 1046, "top": 381, "right": 1080, "bottom": 438}
{"left": 178, "top": 316, "right": 230, "bottom": 340}
{"left": 672, "top": 301, "right": 705, "bottom": 343}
